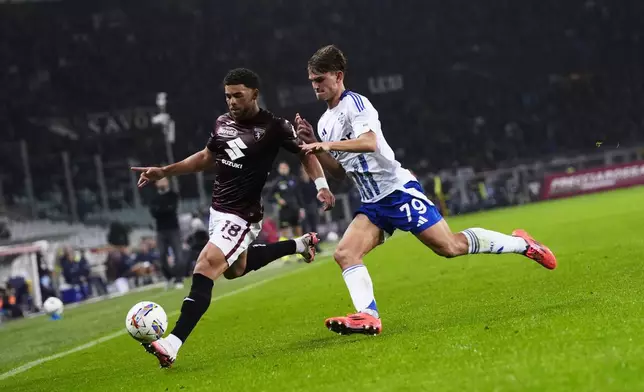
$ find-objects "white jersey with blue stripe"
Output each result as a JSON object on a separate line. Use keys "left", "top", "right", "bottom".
{"left": 316, "top": 90, "right": 416, "bottom": 203}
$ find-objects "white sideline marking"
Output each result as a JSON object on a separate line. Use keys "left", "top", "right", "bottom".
{"left": 0, "top": 331, "right": 125, "bottom": 382}
{"left": 0, "top": 261, "right": 327, "bottom": 382}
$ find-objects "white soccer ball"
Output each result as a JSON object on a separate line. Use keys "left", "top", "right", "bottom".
{"left": 326, "top": 231, "right": 339, "bottom": 242}
{"left": 125, "top": 301, "right": 168, "bottom": 343}
{"left": 43, "top": 297, "right": 64, "bottom": 316}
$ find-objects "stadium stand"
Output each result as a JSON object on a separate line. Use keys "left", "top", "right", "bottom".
{"left": 1, "top": 1, "right": 642, "bottom": 206}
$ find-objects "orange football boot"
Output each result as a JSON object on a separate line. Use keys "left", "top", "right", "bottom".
{"left": 325, "top": 312, "right": 382, "bottom": 336}
{"left": 512, "top": 229, "right": 557, "bottom": 270}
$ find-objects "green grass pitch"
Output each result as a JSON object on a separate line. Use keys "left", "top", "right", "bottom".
{"left": 1, "top": 187, "right": 643, "bottom": 392}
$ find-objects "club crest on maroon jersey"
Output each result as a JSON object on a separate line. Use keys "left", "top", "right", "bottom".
{"left": 253, "top": 127, "right": 266, "bottom": 141}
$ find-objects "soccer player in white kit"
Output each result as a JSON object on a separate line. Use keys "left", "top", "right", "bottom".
{"left": 296, "top": 45, "right": 557, "bottom": 336}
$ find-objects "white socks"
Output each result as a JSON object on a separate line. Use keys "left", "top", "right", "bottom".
{"left": 342, "top": 264, "right": 379, "bottom": 318}
{"left": 166, "top": 334, "right": 183, "bottom": 352}
{"left": 462, "top": 228, "right": 528, "bottom": 254}
{"left": 294, "top": 237, "right": 307, "bottom": 253}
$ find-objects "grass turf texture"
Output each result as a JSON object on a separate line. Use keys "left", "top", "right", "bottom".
{"left": 1, "top": 187, "right": 643, "bottom": 392}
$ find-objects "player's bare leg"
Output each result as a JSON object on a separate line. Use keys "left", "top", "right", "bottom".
{"left": 325, "top": 214, "right": 383, "bottom": 336}
{"left": 415, "top": 219, "right": 556, "bottom": 269}
{"left": 223, "top": 233, "right": 320, "bottom": 280}
{"left": 144, "top": 242, "right": 228, "bottom": 368}
{"left": 413, "top": 219, "right": 468, "bottom": 258}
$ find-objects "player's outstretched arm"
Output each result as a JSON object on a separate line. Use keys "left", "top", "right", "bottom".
{"left": 131, "top": 147, "right": 213, "bottom": 188}
{"left": 297, "top": 148, "right": 347, "bottom": 180}
{"left": 301, "top": 132, "right": 377, "bottom": 155}
{"left": 162, "top": 147, "right": 214, "bottom": 177}
{"left": 295, "top": 113, "right": 346, "bottom": 180}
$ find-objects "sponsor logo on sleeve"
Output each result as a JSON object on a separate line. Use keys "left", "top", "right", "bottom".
{"left": 217, "top": 126, "right": 238, "bottom": 137}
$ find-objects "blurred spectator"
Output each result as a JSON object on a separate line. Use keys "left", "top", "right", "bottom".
{"left": 271, "top": 162, "right": 305, "bottom": 238}
{"left": 130, "top": 239, "right": 159, "bottom": 286}
{"left": 0, "top": 1, "right": 643, "bottom": 220}
{"left": 184, "top": 216, "right": 209, "bottom": 277}
{"left": 0, "top": 220, "right": 10, "bottom": 240}
{"left": 104, "top": 249, "right": 133, "bottom": 294}
{"left": 259, "top": 218, "right": 280, "bottom": 244}
{"left": 0, "top": 284, "right": 7, "bottom": 320}
{"left": 0, "top": 283, "right": 22, "bottom": 320}
{"left": 59, "top": 246, "right": 90, "bottom": 286}
{"left": 107, "top": 221, "right": 130, "bottom": 248}
{"left": 5, "top": 277, "right": 29, "bottom": 317}
{"left": 81, "top": 248, "right": 109, "bottom": 297}
{"left": 149, "top": 178, "right": 184, "bottom": 288}
{"left": 37, "top": 252, "right": 57, "bottom": 301}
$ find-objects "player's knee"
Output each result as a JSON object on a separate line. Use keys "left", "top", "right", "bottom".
{"left": 333, "top": 247, "right": 358, "bottom": 268}
{"left": 193, "top": 258, "right": 212, "bottom": 276}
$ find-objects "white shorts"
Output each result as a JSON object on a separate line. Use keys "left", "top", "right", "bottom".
{"left": 208, "top": 208, "right": 262, "bottom": 265}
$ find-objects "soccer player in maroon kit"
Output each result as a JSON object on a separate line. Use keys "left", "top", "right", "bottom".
{"left": 132, "top": 68, "right": 335, "bottom": 367}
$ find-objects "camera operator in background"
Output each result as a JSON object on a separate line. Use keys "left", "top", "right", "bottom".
{"left": 149, "top": 178, "right": 184, "bottom": 289}
{"left": 271, "top": 162, "right": 305, "bottom": 239}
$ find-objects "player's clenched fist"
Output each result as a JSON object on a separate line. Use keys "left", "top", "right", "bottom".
{"left": 317, "top": 188, "right": 335, "bottom": 211}
{"left": 295, "top": 113, "right": 316, "bottom": 144}
{"left": 131, "top": 166, "right": 166, "bottom": 188}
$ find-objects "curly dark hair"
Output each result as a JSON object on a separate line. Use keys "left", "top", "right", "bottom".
{"left": 223, "top": 68, "right": 261, "bottom": 89}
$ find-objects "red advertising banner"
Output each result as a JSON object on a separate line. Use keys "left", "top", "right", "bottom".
{"left": 541, "top": 161, "right": 644, "bottom": 200}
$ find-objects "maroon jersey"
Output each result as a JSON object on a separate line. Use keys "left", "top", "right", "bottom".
{"left": 206, "top": 109, "right": 301, "bottom": 223}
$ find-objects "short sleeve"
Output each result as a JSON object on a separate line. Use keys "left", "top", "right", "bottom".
{"left": 347, "top": 95, "right": 381, "bottom": 138}
{"left": 206, "top": 117, "right": 223, "bottom": 151}
{"left": 278, "top": 119, "right": 302, "bottom": 154}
